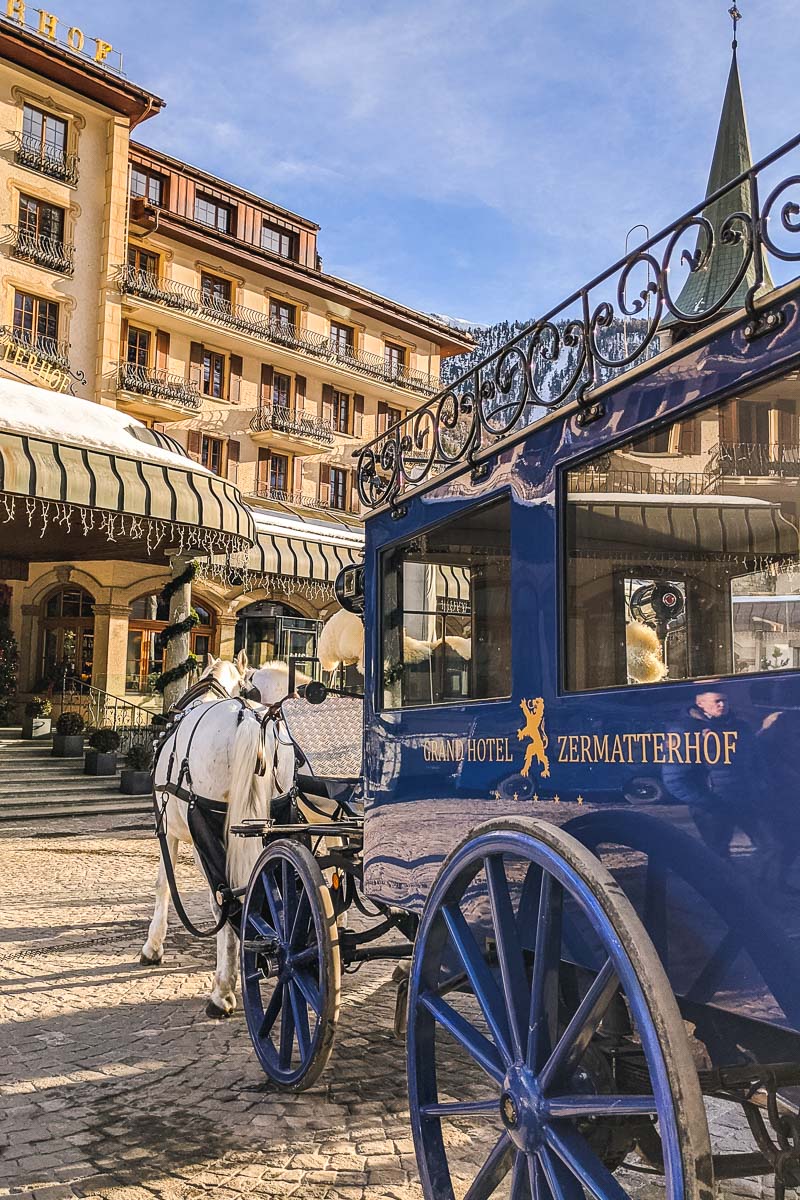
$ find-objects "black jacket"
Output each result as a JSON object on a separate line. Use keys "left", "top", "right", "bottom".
{"left": 662, "top": 705, "right": 761, "bottom": 811}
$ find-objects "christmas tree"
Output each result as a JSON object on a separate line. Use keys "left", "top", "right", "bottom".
{"left": 0, "top": 591, "right": 19, "bottom": 724}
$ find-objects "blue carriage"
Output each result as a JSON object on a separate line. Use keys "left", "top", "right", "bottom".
{"left": 232, "top": 128, "right": 800, "bottom": 1199}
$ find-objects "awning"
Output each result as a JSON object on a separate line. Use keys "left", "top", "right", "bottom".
{"left": 569, "top": 492, "right": 799, "bottom": 561}
{"left": 0, "top": 378, "right": 255, "bottom": 565}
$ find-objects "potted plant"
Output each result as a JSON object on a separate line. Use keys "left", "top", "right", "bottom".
{"left": 52, "top": 711, "right": 85, "bottom": 757}
{"left": 85, "top": 727, "right": 121, "bottom": 776}
{"left": 120, "top": 740, "right": 154, "bottom": 795}
{"left": 22, "top": 696, "right": 52, "bottom": 739}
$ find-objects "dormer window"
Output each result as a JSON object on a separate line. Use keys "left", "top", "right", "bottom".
{"left": 262, "top": 222, "right": 297, "bottom": 260}
{"left": 195, "top": 193, "right": 233, "bottom": 234}
{"left": 130, "top": 166, "right": 166, "bottom": 206}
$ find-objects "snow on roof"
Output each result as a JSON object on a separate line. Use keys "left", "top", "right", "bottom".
{"left": 0, "top": 377, "right": 211, "bottom": 475}
{"left": 250, "top": 505, "right": 363, "bottom": 549}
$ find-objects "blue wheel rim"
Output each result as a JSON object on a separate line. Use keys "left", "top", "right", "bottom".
{"left": 407, "top": 825, "right": 694, "bottom": 1200}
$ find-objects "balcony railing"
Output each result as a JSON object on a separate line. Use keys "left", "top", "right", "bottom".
{"left": 250, "top": 403, "right": 335, "bottom": 446}
{"left": 251, "top": 481, "right": 331, "bottom": 510}
{"left": 6, "top": 224, "right": 75, "bottom": 275}
{"left": 117, "top": 361, "right": 202, "bottom": 410}
{"left": 13, "top": 132, "right": 79, "bottom": 186}
{"left": 568, "top": 469, "right": 719, "bottom": 496}
{"left": 117, "top": 264, "right": 440, "bottom": 395}
{"left": 715, "top": 442, "right": 800, "bottom": 478}
{"left": 0, "top": 324, "right": 70, "bottom": 370}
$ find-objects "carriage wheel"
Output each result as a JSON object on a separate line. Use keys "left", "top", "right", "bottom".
{"left": 241, "top": 840, "right": 341, "bottom": 1091}
{"left": 407, "top": 817, "right": 714, "bottom": 1200}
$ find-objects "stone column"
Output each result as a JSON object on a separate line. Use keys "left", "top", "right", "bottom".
{"left": 217, "top": 614, "right": 238, "bottom": 662}
{"left": 92, "top": 603, "right": 131, "bottom": 696}
{"left": 162, "top": 554, "right": 194, "bottom": 712}
{"left": 19, "top": 603, "right": 39, "bottom": 692}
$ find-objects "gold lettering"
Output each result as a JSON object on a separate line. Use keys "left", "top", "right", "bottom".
{"left": 723, "top": 730, "right": 738, "bottom": 764}
{"left": 502, "top": 737, "right": 512, "bottom": 763}
{"left": 652, "top": 733, "right": 665, "bottom": 764}
{"left": 568, "top": 735, "right": 579, "bottom": 763}
{"left": 666, "top": 732, "right": 684, "bottom": 763}
{"left": 621, "top": 733, "right": 635, "bottom": 761}
{"left": 557, "top": 734, "right": 569, "bottom": 763}
{"left": 423, "top": 742, "right": 431, "bottom": 762}
{"left": 93, "top": 37, "right": 112, "bottom": 63}
{"left": 704, "top": 731, "right": 721, "bottom": 765}
{"left": 579, "top": 734, "right": 591, "bottom": 762}
{"left": 610, "top": 735, "right": 624, "bottom": 763}
{"left": 684, "top": 731, "right": 701, "bottom": 763}
{"left": 66, "top": 24, "right": 84, "bottom": 51}
{"left": 6, "top": 0, "right": 25, "bottom": 24}
{"left": 37, "top": 9, "right": 58, "bottom": 38}
{"left": 12, "top": 343, "right": 27, "bottom": 364}
{"left": 592, "top": 734, "right": 608, "bottom": 761}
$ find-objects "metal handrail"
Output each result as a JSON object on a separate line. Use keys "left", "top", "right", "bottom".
{"left": 355, "top": 128, "right": 800, "bottom": 510}
{"left": 117, "top": 361, "right": 202, "bottom": 410}
{"left": 716, "top": 440, "right": 800, "bottom": 476}
{"left": 250, "top": 402, "right": 335, "bottom": 445}
{"left": 13, "top": 131, "right": 79, "bottom": 185}
{"left": 0, "top": 323, "right": 70, "bottom": 370}
{"left": 252, "top": 481, "right": 331, "bottom": 510}
{"left": 117, "top": 264, "right": 440, "bottom": 395}
{"left": 6, "top": 223, "right": 75, "bottom": 275}
{"left": 567, "top": 469, "right": 719, "bottom": 496}
{"left": 56, "top": 678, "right": 156, "bottom": 749}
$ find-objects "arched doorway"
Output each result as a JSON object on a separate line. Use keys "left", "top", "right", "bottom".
{"left": 126, "top": 592, "right": 216, "bottom": 693}
{"left": 41, "top": 586, "right": 95, "bottom": 686}
{"left": 235, "top": 600, "right": 321, "bottom": 669}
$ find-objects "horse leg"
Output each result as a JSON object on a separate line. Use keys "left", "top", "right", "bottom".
{"left": 206, "top": 909, "right": 239, "bottom": 1019}
{"left": 140, "top": 833, "right": 179, "bottom": 965}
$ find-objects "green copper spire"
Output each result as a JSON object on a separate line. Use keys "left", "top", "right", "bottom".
{"left": 665, "top": 7, "right": 772, "bottom": 326}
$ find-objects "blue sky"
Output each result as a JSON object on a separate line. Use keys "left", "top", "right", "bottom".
{"left": 57, "top": 1, "right": 799, "bottom": 325}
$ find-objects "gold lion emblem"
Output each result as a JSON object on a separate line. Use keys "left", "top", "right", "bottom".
{"left": 517, "top": 698, "right": 550, "bottom": 779}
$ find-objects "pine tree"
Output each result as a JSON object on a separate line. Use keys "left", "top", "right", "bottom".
{"left": 0, "top": 595, "right": 19, "bottom": 724}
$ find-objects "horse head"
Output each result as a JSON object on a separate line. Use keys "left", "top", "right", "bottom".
{"left": 199, "top": 651, "right": 259, "bottom": 700}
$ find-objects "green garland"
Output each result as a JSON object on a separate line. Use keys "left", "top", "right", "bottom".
{"left": 161, "top": 560, "right": 197, "bottom": 605}
{"left": 156, "top": 560, "right": 199, "bottom": 696}
{"left": 155, "top": 654, "right": 199, "bottom": 694}
{"left": 156, "top": 608, "right": 199, "bottom": 650}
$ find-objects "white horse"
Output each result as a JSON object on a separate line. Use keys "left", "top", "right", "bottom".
{"left": 140, "top": 657, "right": 296, "bottom": 1017}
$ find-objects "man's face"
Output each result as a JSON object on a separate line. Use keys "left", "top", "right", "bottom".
{"left": 696, "top": 691, "right": 727, "bottom": 718}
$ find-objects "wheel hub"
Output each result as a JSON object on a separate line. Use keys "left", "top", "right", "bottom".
{"left": 500, "top": 1065, "right": 546, "bottom": 1152}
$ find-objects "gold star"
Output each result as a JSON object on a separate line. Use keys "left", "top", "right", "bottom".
{"left": 513, "top": 791, "right": 519, "bottom": 802}
{"left": 553, "top": 794, "right": 560, "bottom": 803}
{"left": 533, "top": 793, "right": 539, "bottom": 803}
{"left": 577, "top": 794, "right": 584, "bottom": 805}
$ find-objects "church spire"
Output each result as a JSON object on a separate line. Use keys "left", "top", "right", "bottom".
{"left": 665, "top": 4, "right": 771, "bottom": 327}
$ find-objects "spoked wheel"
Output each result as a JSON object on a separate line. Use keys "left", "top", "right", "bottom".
{"left": 407, "top": 817, "right": 714, "bottom": 1200}
{"left": 240, "top": 839, "right": 341, "bottom": 1090}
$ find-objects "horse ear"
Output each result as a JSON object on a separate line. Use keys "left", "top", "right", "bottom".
{"left": 235, "top": 648, "right": 248, "bottom": 674}
{"left": 207, "top": 653, "right": 218, "bottom": 668}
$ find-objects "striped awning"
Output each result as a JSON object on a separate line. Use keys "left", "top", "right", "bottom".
{"left": 0, "top": 378, "right": 254, "bottom": 564}
{"left": 247, "top": 508, "right": 363, "bottom": 583}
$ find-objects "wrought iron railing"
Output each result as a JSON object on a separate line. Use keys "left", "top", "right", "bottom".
{"left": 250, "top": 403, "right": 335, "bottom": 445}
{"left": 13, "top": 132, "right": 79, "bottom": 185}
{"left": 0, "top": 324, "right": 70, "bottom": 370}
{"left": 117, "top": 361, "right": 202, "bottom": 410}
{"left": 714, "top": 441, "right": 800, "bottom": 478}
{"left": 6, "top": 224, "right": 75, "bottom": 274}
{"left": 568, "top": 469, "right": 719, "bottom": 496}
{"left": 117, "top": 264, "right": 439, "bottom": 395}
{"left": 355, "top": 129, "right": 800, "bottom": 511}
{"left": 252, "top": 481, "right": 331, "bottom": 510}
{"left": 54, "top": 679, "right": 156, "bottom": 751}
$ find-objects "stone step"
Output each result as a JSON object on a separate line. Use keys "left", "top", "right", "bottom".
{"left": 0, "top": 799, "right": 152, "bottom": 822}
{"left": 0, "top": 779, "right": 124, "bottom": 799}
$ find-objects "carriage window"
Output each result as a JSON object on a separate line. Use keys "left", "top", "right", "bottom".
{"left": 381, "top": 497, "right": 511, "bottom": 708}
{"left": 565, "top": 379, "right": 800, "bottom": 691}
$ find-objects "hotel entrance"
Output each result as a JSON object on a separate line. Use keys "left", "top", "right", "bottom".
{"left": 234, "top": 600, "right": 321, "bottom": 669}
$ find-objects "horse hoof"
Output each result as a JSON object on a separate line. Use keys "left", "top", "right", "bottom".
{"left": 205, "top": 1000, "right": 233, "bottom": 1019}
{"left": 139, "top": 952, "right": 163, "bottom": 966}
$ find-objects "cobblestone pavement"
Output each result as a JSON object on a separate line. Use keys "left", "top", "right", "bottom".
{"left": 1, "top": 815, "right": 796, "bottom": 1200}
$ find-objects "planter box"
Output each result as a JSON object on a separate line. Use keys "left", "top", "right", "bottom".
{"left": 85, "top": 750, "right": 117, "bottom": 776}
{"left": 52, "top": 734, "right": 84, "bottom": 758}
{"left": 22, "top": 716, "right": 51, "bottom": 740}
{"left": 120, "top": 769, "right": 152, "bottom": 796}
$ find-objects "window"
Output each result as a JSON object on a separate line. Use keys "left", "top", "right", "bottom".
{"left": 200, "top": 272, "right": 232, "bottom": 309}
{"left": 201, "top": 435, "right": 224, "bottom": 474}
{"left": 13, "top": 290, "right": 59, "bottom": 351}
{"left": 381, "top": 497, "right": 511, "bottom": 709}
{"left": 627, "top": 427, "right": 672, "bottom": 455}
{"left": 194, "top": 193, "right": 232, "bottom": 233}
{"left": 273, "top": 372, "right": 291, "bottom": 408}
{"left": 564, "top": 380, "right": 800, "bottom": 692}
{"left": 378, "top": 402, "right": 401, "bottom": 435}
{"left": 126, "top": 594, "right": 214, "bottom": 692}
{"left": 385, "top": 341, "right": 407, "bottom": 377}
{"left": 262, "top": 222, "right": 297, "bottom": 259}
{"left": 41, "top": 586, "right": 94, "bottom": 686}
{"left": 130, "top": 166, "right": 165, "bottom": 206}
{"left": 330, "top": 322, "right": 354, "bottom": 355}
{"left": 202, "top": 350, "right": 225, "bottom": 399}
{"left": 22, "top": 104, "right": 67, "bottom": 158}
{"left": 330, "top": 467, "right": 348, "bottom": 511}
{"left": 18, "top": 194, "right": 64, "bottom": 243}
{"left": 334, "top": 390, "right": 350, "bottom": 434}
{"left": 269, "top": 298, "right": 296, "bottom": 327}
{"left": 126, "top": 327, "right": 150, "bottom": 367}
{"left": 270, "top": 453, "right": 289, "bottom": 494}
{"left": 127, "top": 244, "right": 159, "bottom": 276}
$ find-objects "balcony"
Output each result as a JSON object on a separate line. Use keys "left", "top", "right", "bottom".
{"left": 117, "top": 264, "right": 440, "bottom": 395}
{"left": 568, "top": 468, "right": 719, "bottom": 495}
{"left": 117, "top": 362, "right": 201, "bottom": 411}
{"left": 0, "top": 324, "right": 70, "bottom": 370}
{"left": 6, "top": 224, "right": 75, "bottom": 275}
{"left": 250, "top": 403, "right": 334, "bottom": 447}
{"left": 716, "top": 442, "right": 800, "bottom": 479}
{"left": 250, "top": 481, "right": 332, "bottom": 511}
{"left": 13, "top": 133, "right": 79, "bottom": 186}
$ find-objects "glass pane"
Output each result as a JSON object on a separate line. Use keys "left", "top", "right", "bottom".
{"left": 381, "top": 497, "right": 511, "bottom": 709}
{"left": 565, "top": 375, "right": 800, "bottom": 691}
{"left": 126, "top": 631, "right": 143, "bottom": 691}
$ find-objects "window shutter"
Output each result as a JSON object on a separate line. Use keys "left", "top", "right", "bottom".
{"left": 156, "top": 329, "right": 170, "bottom": 372}
{"left": 186, "top": 430, "right": 202, "bottom": 462}
{"left": 719, "top": 400, "right": 737, "bottom": 444}
{"left": 260, "top": 363, "right": 273, "bottom": 405}
{"left": 353, "top": 394, "right": 364, "bottom": 438}
{"left": 120, "top": 317, "right": 129, "bottom": 362}
{"left": 321, "top": 383, "right": 334, "bottom": 425}
{"left": 350, "top": 469, "right": 360, "bottom": 514}
{"left": 226, "top": 438, "right": 240, "bottom": 479}
{"left": 189, "top": 341, "right": 203, "bottom": 388}
{"left": 257, "top": 447, "right": 269, "bottom": 490}
{"left": 229, "top": 353, "right": 243, "bottom": 404}
{"left": 295, "top": 374, "right": 306, "bottom": 412}
{"left": 777, "top": 399, "right": 797, "bottom": 448}
{"left": 318, "top": 463, "right": 331, "bottom": 506}
{"left": 678, "top": 416, "right": 700, "bottom": 455}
